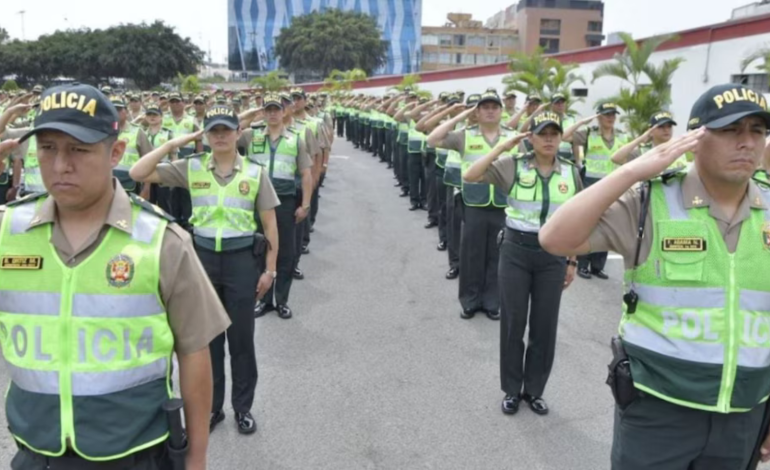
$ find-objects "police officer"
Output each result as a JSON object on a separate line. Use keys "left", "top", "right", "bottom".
{"left": 0, "top": 83, "right": 229, "bottom": 469}
{"left": 563, "top": 102, "right": 628, "bottom": 280}
{"left": 131, "top": 104, "right": 279, "bottom": 435}
{"left": 240, "top": 94, "right": 313, "bottom": 319}
{"left": 541, "top": 83, "right": 770, "bottom": 469}
{"left": 501, "top": 90, "right": 517, "bottom": 123}
{"left": 612, "top": 112, "right": 688, "bottom": 171}
{"left": 113, "top": 97, "right": 148, "bottom": 195}
{"left": 428, "top": 91, "right": 513, "bottom": 319}
{"left": 138, "top": 104, "right": 176, "bottom": 211}
{"left": 465, "top": 111, "right": 580, "bottom": 416}
{"left": 0, "top": 103, "right": 36, "bottom": 201}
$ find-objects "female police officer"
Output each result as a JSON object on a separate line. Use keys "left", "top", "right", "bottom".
{"left": 464, "top": 111, "right": 579, "bottom": 416}
{"left": 130, "top": 105, "right": 279, "bottom": 435}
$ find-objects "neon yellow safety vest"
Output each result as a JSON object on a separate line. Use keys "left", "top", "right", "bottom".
{"left": 147, "top": 128, "right": 175, "bottom": 160}
{"left": 461, "top": 126, "right": 514, "bottom": 207}
{"left": 23, "top": 136, "right": 45, "bottom": 193}
{"left": 505, "top": 156, "right": 577, "bottom": 232}
{"left": 116, "top": 126, "right": 142, "bottom": 191}
{"left": 584, "top": 131, "right": 627, "bottom": 179}
{"left": 436, "top": 122, "right": 464, "bottom": 171}
{"left": 188, "top": 154, "right": 263, "bottom": 252}
{"left": 559, "top": 116, "right": 575, "bottom": 159}
{"left": 620, "top": 174, "right": 770, "bottom": 413}
{"left": 163, "top": 115, "right": 195, "bottom": 150}
{"left": 397, "top": 120, "right": 409, "bottom": 145}
{"left": 247, "top": 130, "right": 300, "bottom": 195}
{"left": 407, "top": 120, "right": 425, "bottom": 154}
{"left": 754, "top": 169, "right": 770, "bottom": 186}
{"left": 0, "top": 194, "right": 174, "bottom": 459}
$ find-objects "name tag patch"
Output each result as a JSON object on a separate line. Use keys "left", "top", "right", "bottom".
{"left": 469, "top": 144, "right": 484, "bottom": 150}
{"left": 191, "top": 182, "right": 211, "bottom": 189}
{"left": 662, "top": 237, "right": 706, "bottom": 252}
{"left": 1, "top": 256, "right": 43, "bottom": 270}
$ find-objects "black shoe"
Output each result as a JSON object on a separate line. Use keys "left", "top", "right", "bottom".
{"left": 210, "top": 410, "right": 225, "bottom": 431}
{"left": 235, "top": 412, "right": 257, "bottom": 434}
{"left": 387, "top": 164, "right": 393, "bottom": 169}
{"left": 460, "top": 307, "right": 478, "bottom": 320}
{"left": 409, "top": 204, "right": 420, "bottom": 211}
{"left": 522, "top": 394, "right": 549, "bottom": 415}
{"left": 399, "top": 191, "right": 409, "bottom": 197}
{"left": 292, "top": 268, "right": 304, "bottom": 280}
{"left": 591, "top": 269, "right": 609, "bottom": 280}
{"left": 277, "top": 304, "right": 293, "bottom": 319}
{"left": 302, "top": 245, "right": 310, "bottom": 255}
{"left": 446, "top": 267, "right": 459, "bottom": 280}
{"left": 420, "top": 203, "right": 428, "bottom": 211}
{"left": 254, "top": 300, "right": 274, "bottom": 318}
{"left": 501, "top": 394, "right": 521, "bottom": 415}
{"left": 577, "top": 268, "right": 592, "bottom": 280}
{"left": 394, "top": 181, "right": 402, "bottom": 187}
{"left": 424, "top": 220, "right": 438, "bottom": 229}
{"left": 485, "top": 309, "right": 501, "bottom": 321}
{"left": 437, "top": 241, "right": 447, "bottom": 251}
{"left": 309, "top": 226, "right": 315, "bottom": 233}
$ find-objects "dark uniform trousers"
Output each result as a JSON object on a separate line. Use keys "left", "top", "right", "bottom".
{"left": 399, "top": 144, "right": 410, "bottom": 190}
{"left": 196, "top": 245, "right": 261, "bottom": 414}
{"left": 0, "top": 169, "right": 11, "bottom": 205}
{"left": 459, "top": 206, "right": 504, "bottom": 311}
{"left": 336, "top": 117, "right": 345, "bottom": 137}
{"left": 11, "top": 444, "right": 169, "bottom": 470}
{"left": 577, "top": 175, "right": 607, "bottom": 272}
{"left": 498, "top": 228, "right": 566, "bottom": 398}
{"left": 611, "top": 394, "right": 767, "bottom": 470}
{"left": 295, "top": 187, "right": 309, "bottom": 269}
{"left": 435, "top": 170, "right": 448, "bottom": 244}
{"left": 383, "top": 128, "right": 393, "bottom": 164}
{"left": 424, "top": 151, "right": 438, "bottom": 222}
{"left": 446, "top": 189, "right": 462, "bottom": 269}
{"left": 408, "top": 151, "right": 426, "bottom": 207}
{"left": 371, "top": 126, "right": 380, "bottom": 156}
{"left": 265, "top": 194, "right": 296, "bottom": 306}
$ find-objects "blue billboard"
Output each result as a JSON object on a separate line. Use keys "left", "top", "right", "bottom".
{"left": 228, "top": 0, "right": 422, "bottom": 75}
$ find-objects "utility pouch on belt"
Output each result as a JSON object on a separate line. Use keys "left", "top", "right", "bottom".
{"left": 253, "top": 232, "right": 267, "bottom": 257}
{"left": 606, "top": 336, "right": 639, "bottom": 409}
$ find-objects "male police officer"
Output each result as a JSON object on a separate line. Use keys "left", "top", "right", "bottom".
{"left": 0, "top": 83, "right": 229, "bottom": 470}
{"left": 541, "top": 84, "right": 770, "bottom": 469}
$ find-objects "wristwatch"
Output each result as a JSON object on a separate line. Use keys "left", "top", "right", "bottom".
{"left": 302, "top": 205, "right": 311, "bottom": 211}
{"left": 264, "top": 270, "right": 277, "bottom": 279}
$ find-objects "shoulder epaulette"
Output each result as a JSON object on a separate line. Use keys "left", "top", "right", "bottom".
{"left": 7, "top": 191, "right": 47, "bottom": 207}
{"left": 129, "top": 194, "right": 175, "bottom": 222}
{"left": 286, "top": 126, "right": 300, "bottom": 135}
{"left": 659, "top": 167, "right": 686, "bottom": 184}
{"left": 501, "top": 125, "right": 514, "bottom": 131}
{"left": 466, "top": 124, "right": 479, "bottom": 130}
{"left": 557, "top": 156, "right": 575, "bottom": 166}
{"left": 251, "top": 122, "right": 266, "bottom": 130}
{"left": 185, "top": 152, "right": 206, "bottom": 160}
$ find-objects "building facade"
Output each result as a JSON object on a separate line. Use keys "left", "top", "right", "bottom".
{"left": 421, "top": 13, "right": 518, "bottom": 72}
{"left": 228, "top": 0, "right": 422, "bottom": 75}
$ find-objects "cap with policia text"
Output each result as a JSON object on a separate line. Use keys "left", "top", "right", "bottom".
{"left": 32, "top": 85, "right": 45, "bottom": 94}
{"left": 477, "top": 91, "right": 502, "bottom": 107}
{"left": 650, "top": 111, "right": 677, "bottom": 127}
{"left": 203, "top": 106, "right": 239, "bottom": 132}
{"left": 687, "top": 84, "right": 770, "bottom": 130}
{"left": 527, "top": 93, "right": 543, "bottom": 103}
{"left": 20, "top": 83, "right": 119, "bottom": 144}
{"left": 446, "top": 94, "right": 461, "bottom": 105}
{"left": 597, "top": 102, "right": 620, "bottom": 115}
{"left": 263, "top": 93, "right": 283, "bottom": 109}
{"left": 145, "top": 105, "right": 162, "bottom": 115}
{"left": 531, "top": 111, "right": 563, "bottom": 134}
{"left": 503, "top": 90, "right": 517, "bottom": 99}
{"left": 168, "top": 92, "right": 183, "bottom": 102}
{"left": 551, "top": 93, "right": 567, "bottom": 103}
{"left": 110, "top": 97, "right": 127, "bottom": 108}
{"left": 193, "top": 95, "right": 205, "bottom": 104}
{"left": 290, "top": 87, "right": 306, "bottom": 99}
{"left": 465, "top": 94, "right": 481, "bottom": 108}
{"left": 279, "top": 92, "right": 294, "bottom": 105}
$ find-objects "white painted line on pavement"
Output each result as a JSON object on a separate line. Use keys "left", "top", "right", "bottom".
{"left": 331, "top": 155, "right": 350, "bottom": 159}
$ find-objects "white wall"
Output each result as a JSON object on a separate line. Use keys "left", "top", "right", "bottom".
{"left": 355, "top": 31, "right": 770, "bottom": 134}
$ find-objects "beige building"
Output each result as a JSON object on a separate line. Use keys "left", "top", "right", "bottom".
{"left": 420, "top": 13, "right": 519, "bottom": 72}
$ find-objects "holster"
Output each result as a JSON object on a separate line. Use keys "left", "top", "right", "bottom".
{"left": 253, "top": 232, "right": 268, "bottom": 257}
{"left": 606, "top": 336, "right": 639, "bottom": 409}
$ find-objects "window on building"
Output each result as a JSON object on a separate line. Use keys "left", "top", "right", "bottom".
{"left": 439, "top": 34, "right": 452, "bottom": 46}
{"left": 544, "top": 0, "right": 556, "bottom": 7}
{"left": 539, "top": 38, "right": 560, "bottom": 54}
{"left": 572, "top": 88, "right": 588, "bottom": 98}
{"left": 540, "top": 19, "right": 561, "bottom": 35}
{"left": 731, "top": 73, "right": 770, "bottom": 93}
{"left": 487, "top": 54, "right": 502, "bottom": 63}
{"left": 588, "top": 21, "right": 603, "bottom": 32}
{"left": 421, "top": 34, "right": 438, "bottom": 46}
{"left": 439, "top": 53, "right": 452, "bottom": 64}
{"left": 587, "top": 39, "right": 602, "bottom": 48}
{"left": 422, "top": 53, "right": 438, "bottom": 63}
{"left": 467, "top": 35, "right": 486, "bottom": 47}
{"left": 501, "top": 36, "right": 517, "bottom": 48}
{"left": 453, "top": 35, "right": 466, "bottom": 47}
{"left": 487, "top": 36, "right": 500, "bottom": 48}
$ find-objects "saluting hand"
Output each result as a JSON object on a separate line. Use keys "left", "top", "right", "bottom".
{"left": 168, "top": 130, "right": 205, "bottom": 149}
{"left": 623, "top": 128, "right": 704, "bottom": 182}
{"left": 0, "top": 139, "right": 19, "bottom": 160}
{"left": 499, "top": 132, "right": 531, "bottom": 153}
{"left": 4, "top": 104, "right": 32, "bottom": 117}
{"left": 580, "top": 113, "right": 600, "bottom": 127}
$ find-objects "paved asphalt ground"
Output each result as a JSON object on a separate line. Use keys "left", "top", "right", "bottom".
{"left": 0, "top": 137, "right": 767, "bottom": 470}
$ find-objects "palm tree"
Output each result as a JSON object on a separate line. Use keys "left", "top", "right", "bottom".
{"left": 740, "top": 47, "right": 770, "bottom": 86}
{"left": 323, "top": 68, "right": 368, "bottom": 93}
{"left": 250, "top": 71, "right": 290, "bottom": 92}
{"left": 389, "top": 74, "right": 422, "bottom": 93}
{"left": 592, "top": 32, "right": 685, "bottom": 136}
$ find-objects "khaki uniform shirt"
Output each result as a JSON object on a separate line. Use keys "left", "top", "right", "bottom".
{"left": 237, "top": 128, "right": 314, "bottom": 171}
{"left": 441, "top": 128, "right": 508, "bottom": 156}
{"left": 137, "top": 128, "right": 177, "bottom": 161}
{"left": 588, "top": 168, "right": 768, "bottom": 270}
{"left": 572, "top": 128, "right": 622, "bottom": 153}
{"left": 0, "top": 183, "right": 231, "bottom": 354}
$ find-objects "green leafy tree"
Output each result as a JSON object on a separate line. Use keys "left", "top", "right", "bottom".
{"left": 592, "top": 33, "right": 684, "bottom": 136}
{"left": 0, "top": 27, "right": 9, "bottom": 45}
{"left": 389, "top": 74, "right": 422, "bottom": 93}
{"left": 275, "top": 9, "right": 388, "bottom": 78}
{"left": 181, "top": 75, "right": 201, "bottom": 94}
{"left": 740, "top": 47, "right": 770, "bottom": 87}
{"left": 323, "top": 68, "right": 367, "bottom": 92}
{"left": 2, "top": 79, "right": 19, "bottom": 92}
{"left": 250, "top": 71, "right": 290, "bottom": 92}
{"left": 503, "top": 48, "right": 585, "bottom": 114}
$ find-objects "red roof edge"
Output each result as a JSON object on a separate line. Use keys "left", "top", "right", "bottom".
{"left": 302, "top": 13, "right": 770, "bottom": 92}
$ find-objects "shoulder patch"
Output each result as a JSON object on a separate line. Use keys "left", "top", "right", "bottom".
{"left": 129, "top": 194, "right": 175, "bottom": 222}
{"left": 7, "top": 192, "right": 47, "bottom": 207}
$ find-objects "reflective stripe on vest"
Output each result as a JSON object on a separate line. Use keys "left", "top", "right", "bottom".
{"left": 435, "top": 148, "right": 449, "bottom": 169}
{"left": 407, "top": 121, "right": 425, "bottom": 153}
{"left": 444, "top": 150, "right": 462, "bottom": 188}
{"left": 461, "top": 127, "right": 513, "bottom": 208}
{"left": 504, "top": 157, "right": 577, "bottom": 233}
{"left": 620, "top": 175, "right": 770, "bottom": 413}
{"left": 0, "top": 198, "right": 173, "bottom": 459}
{"left": 247, "top": 131, "right": 299, "bottom": 195}
{"left": 188, "top": 154, "right": 262, "bottom": 251}
{"left": 163, "top": 115, "right": 195, "bottom": 149}
{"left": 24, "top": 137, "right": 45, "bottom": 193}
{"left": 584, "top": 132, "right": 626, "bottom": 179}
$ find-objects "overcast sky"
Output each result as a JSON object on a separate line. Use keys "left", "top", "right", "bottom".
{"left": 0, "top": 0, "right": 757, "bottom": 64}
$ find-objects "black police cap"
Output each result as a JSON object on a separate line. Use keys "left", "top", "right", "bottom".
{"left": 687, "top": 84, "right": 770, "bottom": 130}
{"left": 204, "top": 106, "right": 239, "bottom": 132}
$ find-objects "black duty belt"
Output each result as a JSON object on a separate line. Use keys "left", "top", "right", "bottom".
{"left": 505, "top": 227, "right": 542, "bottom": 247}
{"left": 17, "top": 443, "right": 164, "bottom": 470}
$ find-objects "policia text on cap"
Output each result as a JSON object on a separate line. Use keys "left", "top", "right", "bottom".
{"left": 0, "top": 83, "right": 231, "bottom": 470}
{"left": 539, "top": 84, "right": 770, "bottom": 468}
